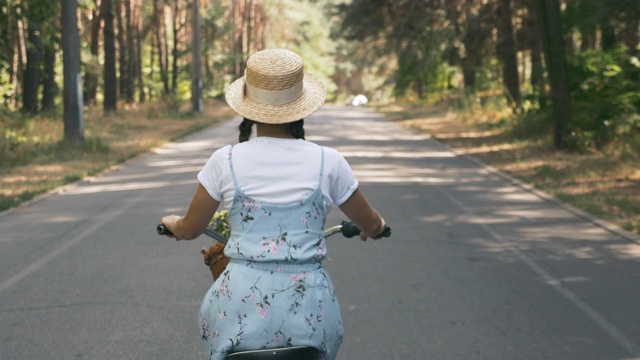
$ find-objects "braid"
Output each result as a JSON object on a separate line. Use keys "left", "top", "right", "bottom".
{"left": 238, "top": 118, "right": 255, "bottom": 143}
{"left": 287, "top": 119, "right": 305, "bottom": 140}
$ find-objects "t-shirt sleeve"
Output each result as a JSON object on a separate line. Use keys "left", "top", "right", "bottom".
{"left": 197, "top": 145, "right": 231, "bottom": 202}
{"left": 327, "top": 148, "right": 359, "bottom": 206}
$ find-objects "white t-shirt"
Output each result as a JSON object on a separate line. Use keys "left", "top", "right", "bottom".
{"left": 197, "top": 137, "right": 359, "bottom": 213}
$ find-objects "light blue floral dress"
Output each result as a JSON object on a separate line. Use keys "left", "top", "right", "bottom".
{"left": 198, "top": 146, "right": 344, "bottom": 360}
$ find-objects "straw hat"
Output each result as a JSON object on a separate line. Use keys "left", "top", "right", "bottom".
{"left": 225, "top": 49, "right": 326, "bottom": 124}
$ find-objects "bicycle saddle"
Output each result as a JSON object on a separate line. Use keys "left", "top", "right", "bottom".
{"left": 226, "top": 346, "right": 319, "bottom": 360}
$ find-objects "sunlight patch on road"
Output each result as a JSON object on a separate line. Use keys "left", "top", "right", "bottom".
{"left": 146, "top": 166, "right": 203, "bottom": 174}
{"left": 490, "top": 207, "right": 570, "bottom": 221}
{"left": 350, "top": 164, "right": 453, "bottom": 184}
{"left": 62, "top": 178, "right": 198, "bottom": 195}
{"left": 44, "top": 215, "right": 79, "bottom": 224}
{"left": 558, "top": 276, "right": 591, "bottom": 283}
{"left": 146, "top": 158, "right": 206, "bottom": 167}
{"left": 350, "top": 162, "right": 489, "bottom": 184}
{"left": 605, "top": 244, "right": 640, "bottom": 260}
{"left": 151, "top": 140, "right": 215, "bottom": 154}
{"left": 339, "top": 149, "right": 455, "bottom": 158}
{"left": 453, "top": 142, "right": 521, "bottom": 155}
{"left": 416, "top": 214, "right": 451, "bottom": 223}
{"left": 456, "top": 214, "right": 519, "bottom": 225}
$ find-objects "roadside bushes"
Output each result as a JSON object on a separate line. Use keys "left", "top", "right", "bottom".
{"left": 0, "top": 112, "right": 112, "bottom": 170}
{"left": 566, "top": 47, "right": 640, "bottom": 150}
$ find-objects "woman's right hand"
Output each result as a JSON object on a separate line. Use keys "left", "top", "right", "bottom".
{"left": 338, "top": 188, "right": 386, "bottom": 242}
{"left": 358, "top": 219, "right": 387, "bottom": 241}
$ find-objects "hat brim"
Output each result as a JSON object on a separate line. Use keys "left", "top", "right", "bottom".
{"left": 225, "top": 73, "right": 326, "bottom": 124}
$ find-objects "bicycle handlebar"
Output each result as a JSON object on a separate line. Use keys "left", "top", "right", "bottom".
{"left": 157, "top": 224, "right": 229, "bottom": 243}
{"left": 156, "top": 223, "right": 171, "bottom": 236}
{"left": 339, "top": 221, "right": 362, "bottom": 238}
{"left": 157, "top": 221, "right": 391, "bottom": 242}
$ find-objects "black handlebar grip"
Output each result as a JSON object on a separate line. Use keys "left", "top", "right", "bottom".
{"left": 379, "top": 226, "right": 392, "bottom": 238}
{"left": 157, "top": 224, "right": 173, "bottom": 236}
{"left": 340, "top": 220, "right": 361, "bottom": 238}
{"left": 340, "top": 221, "right": 392, "bottom": 239}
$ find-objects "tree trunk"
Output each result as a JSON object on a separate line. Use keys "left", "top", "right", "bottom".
{"left": 102, "top": 0, "right": 118, "bottom": 112}
{"left": 599, "top": 18, "right": 616, "bottom": 51}
{"left": 496, "top": 0, "right": 521, "bottom": 111}
{"left": 254, "top": 4, "right": 267, "bottom": 51}
{"left": 461, "top": 58, "right": 477, "bottom": 90}
{"left": 61, "top": 0, "right": 85, "bottom": 144}
{"left": 171, "top": 2, "right": 186, "bottom": 95}
{"left": 457, "top": 3, "right": 490, "bottom": 93}
{"left": 41, "top": 42, "right": 57, "bottom": 111}
{"left": 245, "top": 0, "right": 253, "bottom": 56}
{"left": 580, "top": 28, "right": 596, "bottom": 51}
{"left": 116, "top": 0, "right": 129, "bottom": 101}
{"left": 524, "top": 0, "right": 546, "bottom": 107}
{"left": 154, "top": 0, "right": 170, "bottom": 95}
{"left": 125, "top": 0, "right": 135, "bottom": 103}
{"left": 14, "top": 19, "right": 27, "bottom": 109}
{"left": 150, "top": 0, "right": 158, "bottom": 97}
{"left": 85, "top": 0, "right": 102, "bottom": 106}
{"left": 565, "top": 35, "right": 575, "bottom": 56}
{"left": 622, "top": 17, "right": 639, "bottom": 56}
{"left": 415, "top": 79, "right": 424, "bottom": 99}
{"left": 202, "top": 17, "right": 215, "bottom": 89}
{"left": 233, "top": 0, "right": 244, "bottom": 78}
{"left": 22, "top": 22, "right": 42, "bottom": 115}
{"left": 535, "top": 0, "right": 572, "bottom": 149}
{"left": 192, "top": 0, "right": 202, "bottom": 112}
{"left": 149, "top": 14, "right": 156, "bottom": 98}
{"left": 134, "top": 1, "right": 145, "bottom": 102}
{"left": 171, "top": 3, "right": 179, "bottom": 94}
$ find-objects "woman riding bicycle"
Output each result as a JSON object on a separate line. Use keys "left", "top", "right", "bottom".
{"left": 161, "top": 48, "right": 387, "bottom": 360}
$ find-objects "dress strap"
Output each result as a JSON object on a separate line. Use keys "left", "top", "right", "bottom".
{"left": 318, "top": 147, "right": 325, "bottom": 187}
{"left": 228, "top": 145, "right": 241, "bottom": 190}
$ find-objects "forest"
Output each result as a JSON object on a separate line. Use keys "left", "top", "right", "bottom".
{"left": 1, "top": 0, "right": 639, "bottom": 150}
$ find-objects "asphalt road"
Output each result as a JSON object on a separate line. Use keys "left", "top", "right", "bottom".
{"left": 1, "top": 106, "right": 640, "bottom": 360}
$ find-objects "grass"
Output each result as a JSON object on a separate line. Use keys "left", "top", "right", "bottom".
{"left": 378, "top": 102, "right": 640, "bottom": 237}
{"left": 0, "top": 99, "right": 236, "bottom": 212}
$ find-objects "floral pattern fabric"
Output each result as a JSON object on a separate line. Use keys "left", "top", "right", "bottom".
{"left": 198, "top": 146, "right": 343, "bottom": 360}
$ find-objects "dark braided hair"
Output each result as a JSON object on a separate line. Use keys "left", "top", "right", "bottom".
{"left": 287, "top": 120, "right": 305, "bottom": 140}
{"left": 238, "top": 118, "right": 305, "bottom": 142}
{"left": 238, "top": 118, "right": 255, "bottom": 143}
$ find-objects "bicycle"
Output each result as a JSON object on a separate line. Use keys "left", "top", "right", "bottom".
{"left": 156, "top": 220, "right": 391, "bottom": 360}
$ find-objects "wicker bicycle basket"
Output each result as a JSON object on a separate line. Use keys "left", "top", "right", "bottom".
{"left": 201, "top": 211, "right": 231, "bottom": 281}
{"left": 201, "top": 242, "right": 230, "bottom": 281}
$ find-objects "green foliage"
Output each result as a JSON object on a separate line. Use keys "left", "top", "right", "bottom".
{"left": 267, "top": 0, "right": 337, "bottom": 95}
{"left": 201, "top": 0, "right": 233, "bottom": 97}
{"left": 82, "top": 137, "right": 110, "bottom": 154}
{"left": 563, "top": 0, "right": 599, "bottom": 35}
{"left": 336, "top": 0, "right": 454, "bottom": 99}
{"left": 0, "top": 191, "right": 40, "bottom": 212}
{"left": 510, "top": 107, "right": 554, "bottom": 140}
{"left": 394, "top": 35, "right": 455, "bottom": 98}
{"left": 0, "top": 70, "right": 13, "bottom": 105}
{"left": 18, "top": 0, "right": 59, "bottom": 25}
{"left": 566, "top": 47, "right": 640, "bottom": 149}
{"left": 0, "top": 3, "right": 13, "bottom": 73}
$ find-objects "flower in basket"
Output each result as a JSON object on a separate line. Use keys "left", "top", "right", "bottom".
{"left": 209, "top": 210, "right": 231, "bottom": 240}
{"left": 204, "top": 210, "right": 231, "bottom": 281}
